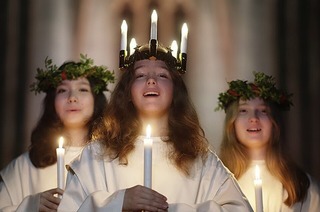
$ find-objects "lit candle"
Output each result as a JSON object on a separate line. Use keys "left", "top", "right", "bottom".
{"left": 180, "top": 23, "right": 188, "bottom": 53}
{"left": 254, "top": 165, "right": 263, "bottom": 212}
{"left": 150, "top": 10, "right": 158, "bottom": 40}
{"left": 171, "top": 40, "right": 178, "bottom": 59}
{"left": 56, "top": 137, "right": 65, "bottom": 193}
{"left": 120, "top": 20, "right": 128, "bottom": 51}
{"left": 144, "top": 125, "right": 153, "bottom": 188}
{"left": 129, "top": 38, "right": 137, "bottom": 56}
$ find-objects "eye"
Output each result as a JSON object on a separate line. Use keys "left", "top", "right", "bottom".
{"left": 158, "top": 73, "right": 169, "bottom": 78}
{"left": 79, "top": 87, "right": 90, "bottom": 92}
{"left": 135, "top": 73, "right": 146, "bottom": 79}
{"left": 238, "top": 108, "right": 247, "bottom": 114}
{"left": 56, "top": 88, "right": 66, "bottom": 94}
{"left": 259, "top": 109, "right": 268, "bottom": 115}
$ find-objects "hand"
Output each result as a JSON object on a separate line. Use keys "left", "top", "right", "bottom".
{"left": 123, "top": 185, "right": 168, "bottom": 212}
{"left": 39, "top": 188, "right": 64, "bottom": 212}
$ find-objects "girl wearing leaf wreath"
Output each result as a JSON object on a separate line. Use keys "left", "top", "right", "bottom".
{"left": 0, "top": 54, "right": 114, "bottom": 212}
{"left": 58, "top": 43, "right": 253, "bottom": 212}
{"left": 217, "top": 72, "right": 320, "bottom": 211}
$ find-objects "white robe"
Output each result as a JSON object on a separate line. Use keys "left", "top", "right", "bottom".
{"left": 59, "top": 137, "right": 253, "bottom": 212}
{"left": 238, "top": 160, "right": 320, "bottom": 212}
{"left": 0, "top": 146, "right": 83, "bottom": 212}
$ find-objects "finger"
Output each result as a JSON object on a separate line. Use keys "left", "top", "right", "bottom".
{"left": 132, "top": 187, "right": 168, "bottom": 211}
{"left": 39, "top": 198, "right": 59, "bottom": 211}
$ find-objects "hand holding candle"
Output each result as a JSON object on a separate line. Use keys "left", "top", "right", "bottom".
{"left": 150, "top": 10, "right": 158, "bottom": 40}
{"left": 254, "top": 165, "right": 263, "bottom": 212}
{"left": 56, "top": 137, "right": 65, "bottom": 194}
{"left": 144, "top": 125, "right": 153, "bottom": 188}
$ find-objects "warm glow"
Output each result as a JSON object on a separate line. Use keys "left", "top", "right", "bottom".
{"left": 120, "top": 20, "right": 128, "bottom": 50}
{"left": 150, "top": 10, "right": 158, "bottom": 40}
{"left": 59, "top": 137, "right": 64, "bottom": 148}
{"left": 180, "top": 23, "right": 188, "bottom": 53}
{"left": 151, "top": 10, "right": 158, "bottom": 24}
{"left": 182, "top": 23, "right": 188, "bottom": 37}
{"left": 255, "top": 165, "right": 261, "bottom": 180}
{"left": 130, "top": 38, "right": 137, "bottom": 55}
{"left": 171, "top": 40, "right": 178, "bottom": 59}
{"left": 121, "top": 20, "right": 127, "bottom": 34}
{"left": 146, "top": 125, "right": 151, "bottom": 138}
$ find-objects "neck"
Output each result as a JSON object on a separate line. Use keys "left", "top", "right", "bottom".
{"left": 64, "top": 127, "right": 89, "bottom": 147}
{"left": 249, "top": 147, "right": 267, "bottom": 160}
{"left": 140, "top": 116, "right": 169, "bottom": 137}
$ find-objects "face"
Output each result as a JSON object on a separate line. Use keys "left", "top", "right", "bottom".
{"left": 131, "top": 59, "right": 174, "bottom": 119}
{"left": 234, "top": 98, "right": 272, "bottom": 151}
{"left": 55, "top": 77, "right": 94, "bottom": 129}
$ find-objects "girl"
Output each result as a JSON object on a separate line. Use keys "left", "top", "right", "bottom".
{"left": 218, "top": 72, "right": 320, "bottom": 211}
{"left": 58, "top": 45, "right": 253, "bottom": 211}
{"left": 0, "top": 54, "right": 114, "bottom": 211}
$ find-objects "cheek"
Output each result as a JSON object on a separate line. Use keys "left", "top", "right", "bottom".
{"left": 54, "top": 96, "right": 64, "bottom": 115}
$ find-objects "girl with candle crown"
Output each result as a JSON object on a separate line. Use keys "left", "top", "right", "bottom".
{"left": 0, "top": 54, "right": 114, "bottom": 211}
{"left": 217, "top": 72, "right": 320, "bottom": 211}
{"left": 58, "top": 25, "right": 252, "bottom": 211}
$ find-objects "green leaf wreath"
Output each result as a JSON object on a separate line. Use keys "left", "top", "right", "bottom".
{"left": 30, "top": 54, "right": 115, "bottom": 94}
{"left": 216, "top": 72, "right": 293, "bottom": 111}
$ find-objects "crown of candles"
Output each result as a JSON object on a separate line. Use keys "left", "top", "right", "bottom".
{"left": 119, "top": 10, "right": 188, "bottom": 74}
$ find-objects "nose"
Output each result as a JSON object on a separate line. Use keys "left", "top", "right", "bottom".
{"left": 249, "top": 111, "right": 259, "bottom": 122}
{"left": 67, "top": 91, "right": 78, "bottom": 103}
{"left": 147, "top": 77, "right": 156, "bottom": 85}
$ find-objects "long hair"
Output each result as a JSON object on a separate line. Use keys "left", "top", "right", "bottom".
{"left": 29, "top": 78, "right": 107, "bottom": 168}
{"left": 95, "top": 62, "right": 208, "bottom": 176}
{"left": 219, "top": 100, "right": 310, "bottom": 206}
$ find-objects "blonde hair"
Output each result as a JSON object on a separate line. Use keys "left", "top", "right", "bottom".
{"left": 219, "top": 100, "right": 310, "bottom": 206}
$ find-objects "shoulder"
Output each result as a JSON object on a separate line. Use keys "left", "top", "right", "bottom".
{"left": 201, "top": 149, "right": 234, "bottom": 181}
{"left": 0, "top": 152, "right": 33, "bottom": 180}
{"left": 307, "top": 174, "right": 320, "bottom": 196}
{"left": 67, "top": 141, "right": 105, "bottom": 175}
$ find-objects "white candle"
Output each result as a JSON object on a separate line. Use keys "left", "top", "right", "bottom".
{"left": 129, "top": 38, "right": 137, "bottom": 55}
{"left": 144, "top": 125, "right": 153, "bottom": 188}
{"left": 254, "top": 165, "right": 263, "bottom": 212}
{"left": 150, "top": 10, "right": 158, "bottom": 40}
{"left": 120, "top": 20, "right": 128, "bottom": 51}
{"left": 180, "top": 23, "right": 188, "bottom": 53}
{"left": 56, "top": 137, "right": 65, "bottom": 191}
{"left": 171, "top": 40, "right": 178, "bottom": 59}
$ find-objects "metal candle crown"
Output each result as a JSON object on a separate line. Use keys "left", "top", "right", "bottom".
{"left": 119, "top": 10, "right": 188, "bottom": 74}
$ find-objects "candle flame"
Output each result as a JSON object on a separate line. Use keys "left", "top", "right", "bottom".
{"left": 151, "top": 10, "right": 158, "bottom": 23}
{"left": 182, "top": 23, "right": 188, "bottom": 38}
{"left": 121, "top": 20, "right": 127, "bottom": 33}
{"left": 130, "top": 38, "right": 137, "bottom": 55}
{"left": 59, "top": 137, "right": 64, "bottom": 148}
{"left": 146, "top": 125, "right": 151, "bottom": 138}
{"left": 171, "top": 40, "right": 178, "bottom": 59}
{"left": 255, "top": 165, "right": 261, "bottom": 180}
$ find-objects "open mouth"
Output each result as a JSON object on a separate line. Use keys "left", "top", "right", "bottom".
{"left": 247, "top": 128, "right": 261, "bottom": 132}
{"left": 143, "top": 91, "right": 159, "bottom": 97}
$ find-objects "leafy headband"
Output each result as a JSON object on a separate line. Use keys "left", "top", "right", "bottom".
{"left": 216, "top": 72, "right": 293, "bottom": 111}
{"left": 30, "top": 54, "right": 115, "bottom": 94}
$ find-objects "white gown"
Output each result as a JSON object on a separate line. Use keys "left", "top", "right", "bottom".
{"left": 0, "top": 146, "right": 83, "bottom": 212}
{"left": 58, "top": 137, "right": 253, "bottom": 212}
{"left": 238, "top": 160, "right": 320, "bottom": 212}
